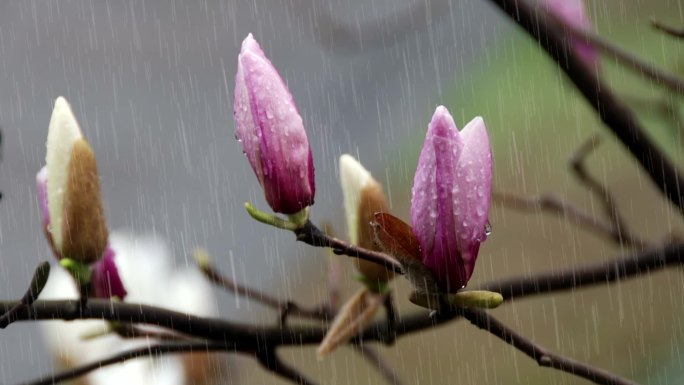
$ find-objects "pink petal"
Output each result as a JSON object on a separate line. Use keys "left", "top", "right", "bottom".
{"left": 452, "top": 117, "right": 492, "bottom": 280}
{"left": 411, "top": 106, "right": 466, "bottom": 292}
{"left": 234, "top": 34, "right": 315, "bottom": 214}
{"left": 91, "top": 245, "right": 128, "bottom": 299}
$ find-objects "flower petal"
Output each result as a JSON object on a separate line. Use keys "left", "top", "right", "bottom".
{"left": 234, "top": 34, "right": 315, "bottom": 214}
{"left": 91, "top": 246, "right": 128, "bottom": 299}
{"left": 411, "top": 106, "right": 466, "bottom": 292}
{"left": 46, "top": 97, "right": 83, "bottom": 251}
{"left": 452, "top": 116, "right": 492, "bottom": 280}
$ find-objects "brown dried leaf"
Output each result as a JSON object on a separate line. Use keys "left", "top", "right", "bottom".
{"left": 371, "top": 212, "right": 421, "bottom": 261}
{"left": 355, "top": 182, "right": 394, "bottom": 282}
{"left": 316, "top": 288, "right": 383, "bottom": 358}
{"left": 372, "top": 213, "right": 440, "bottom": 294}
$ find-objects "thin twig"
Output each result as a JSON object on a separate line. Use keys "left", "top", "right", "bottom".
{"left": 295, "top": 221, "right": 404, "bottom": 274}
{"left": 256, "top": 348, "right": 318, "bottom": 385}
{"left": 569, "top": 135, "right": 651, "bottom": 248}
{"left": 0, "top": 261, "right": 50, "bottom": 328}
{"left": 460, "top": 308, "right": 639, "bottom": 385}
{"left": 564, "top": 23, "right": 684, "bottom": 95}
{"left": 495, "top": 136, "right": 651, "bottom": 249}
{"left": 494, "top": 191, "right": 625, "bottom": 243}
{"left": 383, "top": 293, "right": 397, "bottom": 345}
{"left": 198, "top": 256, "right": 331, "bottom": 323}
{"left": 21, "top": 342, "right": 229, "bottom": 385}
{"left": 352, "top": 343, "right": 406, "bottom": 385}
{"left": 651, "top": 19, "right": 684, "bottom": 39}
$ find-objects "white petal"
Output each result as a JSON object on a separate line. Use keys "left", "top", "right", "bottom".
{"left": 46, "top": 97, "right": 83, "bottom": 251}
{"left": 339, "top": 154, "right": 373, "bottom": 245}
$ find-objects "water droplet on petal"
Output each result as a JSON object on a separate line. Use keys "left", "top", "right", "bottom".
{"left": 484, "top": 222, "right": 492, "bottom": 237}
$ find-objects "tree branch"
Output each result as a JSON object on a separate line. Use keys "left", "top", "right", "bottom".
{"left": 460, "top": 308, "right": 639, "bottom": 385}
{"left": 21, "top": 342, "right": 229, "bottom": 385}
{"left": 651, "top": 19, "right": 684, "bottom": 39}
{"left": 565, "top": 22, "right": 684, "bottom": 95}
{"left": 256, "top": 348, "right": 318, "bottom": 385}
{"left": 0, "top": 261, "right": 50, "bottom": 328}
{"left": 352, "top": 343, "right": 406, "bottom": 385}
{"left": 295, "top": 221, "right": 404, "bottom": 274}
{"left": 2, "top": 242, "right": 681, "bottom": 345}
{"left": 495, "top": 135, "right": 652, "bottom": 249}
{"left": 197, "top": 253, "right": 331, "bottom": 324}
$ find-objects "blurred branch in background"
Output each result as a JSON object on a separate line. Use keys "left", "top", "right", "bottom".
{"left": 495, "top": 135, "right": 653, "bottom": 249}
{"left": 460, "top": 308, "right": 639, "bottom": 385}
{"left": 651, "top": 19, "right": 684, "bottom": 39}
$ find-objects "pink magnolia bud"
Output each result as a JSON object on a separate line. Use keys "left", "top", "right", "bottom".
{"left": 411, "top": 106, "right": 492, "bottom": 293}
{"left": 91, "top": 245, "right": 128, "bottom": 299}
{"left": 233, "top": 34, "right": 315, "bottom": 214}
{"left": 542, "top": 0, "right": 599, "bottom": 68}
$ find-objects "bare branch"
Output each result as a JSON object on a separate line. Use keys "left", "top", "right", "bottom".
{"left": 352, "top": 343, "right": 406, "bottom": 385}
{"left": 0, "top": 261, "right": 50, "bottom": 328}
{"left": 197, "top": 254, "right": 331, "bottom": 324}
{"left": 495, "top": 135, "right": 652, "bottom": 249}
{"left": 460, "top": 308, "right": 638, "bottom": 385}
{"left": 651, "top": 19, "right": 684, "bottom": 39}
{"left": 295, "top": 221, "right": 404, "bottom": 274}
{"left": 256, "top": 348, "right": 318, "bottom": 385}
{"left": 20, "top": 342, "right": 229, "bottom": 385}
{"left": 564, "top": 23, "right": 684, "bottom": 95}
{"left": 494, "top": 191, "right": 624, "bottom": 243}
{"left": 569, "top": 135, "right": 651, "bottom": 248}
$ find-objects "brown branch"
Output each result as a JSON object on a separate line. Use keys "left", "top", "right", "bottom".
{"left": 478, "top": 241, "right": 682, "bottom": 300}
{"left": 460, "top": 308, "right": 638, "bottom": 385}
{"left": 256, "top": 348, "right": 318, "bottom": 385}
{"left": 295, "top": 221, "right": 404, "bottom": 274}
{"left": 21, "top": 342, "right": 229, "bottom": 385}
{"left": 2, "top": 242, "right": 680, "bottom": 345}
{"left": 197, "top": 255, "right": 331, "bottom": 324}
{"left": 352, "top": 343, "right": 406, "bottom": 385}
{"left": 0, "top": 261, "right": 50, "bottom": 328}
{"left": 495, "top": 135, "right": 651, "bottom": 249}
{"left": 494, "top": 191, "right": 626, "bottom": 243}
{"left": 651, "top": 19, "right": 684, "bottom": 39}
{"left": 569, "top": 135, "right": 650, "bottom": 248}
{"left": 563, "top": 23, "right": 684, "bottom": 95}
